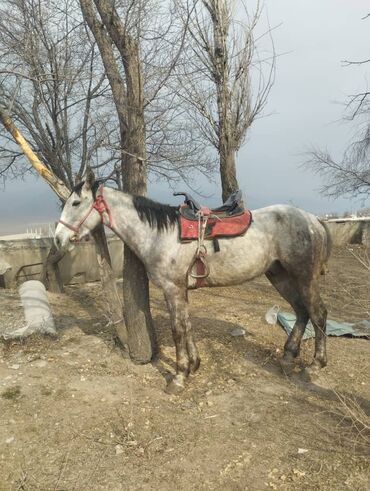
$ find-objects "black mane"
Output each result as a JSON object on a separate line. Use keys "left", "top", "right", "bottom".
{"left": 70, "top": 181, "right": 178, "bottom": 231}
{"left": 132, "top": 195, "right": 178, "bottom": 231}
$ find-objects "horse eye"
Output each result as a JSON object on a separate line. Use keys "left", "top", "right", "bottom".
{"left": 72, "top": 200, "right": 81, "bottom": 207}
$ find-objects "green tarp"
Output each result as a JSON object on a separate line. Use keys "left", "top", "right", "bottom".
{"left": 277, "top": 312, "right": 370, "bottom": 340}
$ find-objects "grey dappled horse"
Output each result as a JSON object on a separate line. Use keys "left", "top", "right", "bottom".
{"left": 55, "top": 173, "right": 331, "bottom": 394}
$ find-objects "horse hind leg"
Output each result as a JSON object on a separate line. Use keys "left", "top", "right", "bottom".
{"left": 286, "top": 273, "right": 328, "bottom": 379}
{"left": 301, "top": 285, "right": 328, "bottom": 371}
{"left": 303, "top": 219, "right": 330, "bottom": 371}
{"left": 266, "top": 262, "right": 309, "bottom": 374}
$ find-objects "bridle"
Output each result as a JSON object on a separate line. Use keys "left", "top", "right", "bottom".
{"left": 58, "top": 184, "right": 113, "bottom": 235}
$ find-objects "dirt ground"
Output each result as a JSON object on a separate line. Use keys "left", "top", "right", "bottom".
{"left": 0, "top": 246, "right": 369, "bottom": 490}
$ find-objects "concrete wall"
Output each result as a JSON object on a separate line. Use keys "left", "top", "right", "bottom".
{"left": 0, "top": 236, "right": 123, "bottom": 288}
{"left": 325, "top": 220, "right": 370, "bottom": 247}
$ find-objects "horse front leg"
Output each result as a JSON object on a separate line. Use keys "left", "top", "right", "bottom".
{"left": 164, "top": 288, "right": 198, "bottom": 394}
{"left": 178, "top": 292, "right": 200, "bottom": 374}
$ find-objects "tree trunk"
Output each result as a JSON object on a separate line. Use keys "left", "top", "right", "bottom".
{"left": 120, "top": 38, "right": 157, "bottom": 361}
{"left": 81, "top": 0, "right": 157, "bottom": 363}
{"left": 209, "top": 0, "right": 239, "bottom": 202}
{"left": 92, "top": 224, "right": 129, "bottom": 351}
{"left": 219, "top": 139, "right": 238, "bottom": 202}
{"left": 120, "top": 117, "right": 157, "bottom": 362}
{"left": 122, "top": 247, "right": 156, "bottom": 362}
{"left": 41, "top": 243, "right": 64, "bottom": 293}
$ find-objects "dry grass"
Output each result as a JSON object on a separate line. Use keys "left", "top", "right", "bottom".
{"left": 333, "top": 391, "right": 370, "bottom": 448}
{"left": 1, "top": 247, "right": 369, "bottom": 490}
{"left": 346, "top": 245, "right": 370, "bottom": 272}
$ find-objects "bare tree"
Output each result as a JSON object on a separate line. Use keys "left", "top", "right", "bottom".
{"left": 307, "top": 16, "right": 370, "bottom": 200}
{"left": 176, "top": 0, "right": 275, "bottom": 201}
{"left": 79, "top": 0, "right": 156, "bottom": 363}
{"left": 307, "top": 142, "right": 370, "bottom": 199}
{"left": 0, "top": 0, "right": 129, "bottom": 350}
{"left": 307, "top": 93, "right": 370, "bottom": 199}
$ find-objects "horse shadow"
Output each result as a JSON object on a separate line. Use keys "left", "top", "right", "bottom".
{"left": 53, "top": 288, "right": 370, "bottom": 424}
{"left": 53, "top": 285, "right": 117, "bottom": 342}
{"left": 151, "top": 312, "right": 370, "bottom": 420}
{"left": 151, "top": 312, "right": 281, "bottom": 384}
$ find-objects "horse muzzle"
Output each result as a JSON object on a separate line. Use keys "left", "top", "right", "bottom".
{"left": 54, "top": 228, "right": 77, "bottom": 252}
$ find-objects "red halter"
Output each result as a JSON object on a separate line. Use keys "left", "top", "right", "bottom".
{"left": 59, "top": 185, "right": 113, "bottom": 234}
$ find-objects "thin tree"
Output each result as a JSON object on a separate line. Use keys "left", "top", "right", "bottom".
{"left": 176, "top": 0, "right": 275, "bottom": 201}
{"left": 306, "top": 15, "right": 370, "bottom": 200}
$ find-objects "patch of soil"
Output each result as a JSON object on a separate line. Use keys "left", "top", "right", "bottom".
{"left": 0, "top": 247, "right": 369, "bottom": 490}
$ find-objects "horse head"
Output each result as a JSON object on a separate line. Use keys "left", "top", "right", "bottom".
{"left": 54, "top": 168, "right": 101, "bottom": 251}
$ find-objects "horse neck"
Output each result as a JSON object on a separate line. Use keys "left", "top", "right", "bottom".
{"left": 103, "top": 187, "right": 167, "bottom": 260}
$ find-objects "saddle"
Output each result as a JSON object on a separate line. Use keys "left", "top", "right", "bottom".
{"left": 175, "top": 190, "right": 252, "bottom": 289}
{"left": 175, "top": 190, "right": 252, "bottom": 242}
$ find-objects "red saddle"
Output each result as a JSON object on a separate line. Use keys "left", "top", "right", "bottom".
{"left": 179, "top": 207, "right": 252, "bottom": 241}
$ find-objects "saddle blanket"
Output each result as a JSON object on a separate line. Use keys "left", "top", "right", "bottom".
{"left": 179, "top": 209, "right": 252, "bottom": 241}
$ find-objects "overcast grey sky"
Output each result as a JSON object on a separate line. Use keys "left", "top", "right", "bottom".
{"left": 1, "top": 0, "right": 369, "bottom": 234}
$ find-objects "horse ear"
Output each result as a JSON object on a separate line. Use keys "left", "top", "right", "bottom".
{"left": 83, "top": 167, "right": 95, "bottom": 191}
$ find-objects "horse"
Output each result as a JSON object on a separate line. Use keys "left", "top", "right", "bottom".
{"left": 54, "top": 172, "right": 331, "bottom": 394}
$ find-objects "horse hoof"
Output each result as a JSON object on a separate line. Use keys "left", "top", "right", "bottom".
{"left": 190, "top": 358, "right": 201, "bottom": 374}
{"left": 164, "top": 379, "right": 185, "bottom": 395}
{"left": 279, "top": 357, "right": 295, "bottom": 376}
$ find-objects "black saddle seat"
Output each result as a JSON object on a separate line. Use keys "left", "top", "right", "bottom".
{"left": 212, "top": 190, "right": 243, "bottom": 214}
{"left": 174, "top": 190, "right": 244, "bottom": 217}
{"left": 173, "top": 192, "right": 201, "bottom": 212}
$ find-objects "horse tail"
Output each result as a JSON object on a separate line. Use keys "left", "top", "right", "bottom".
{"left": 318, "top": 220, "right": 332, "bottom": 275}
